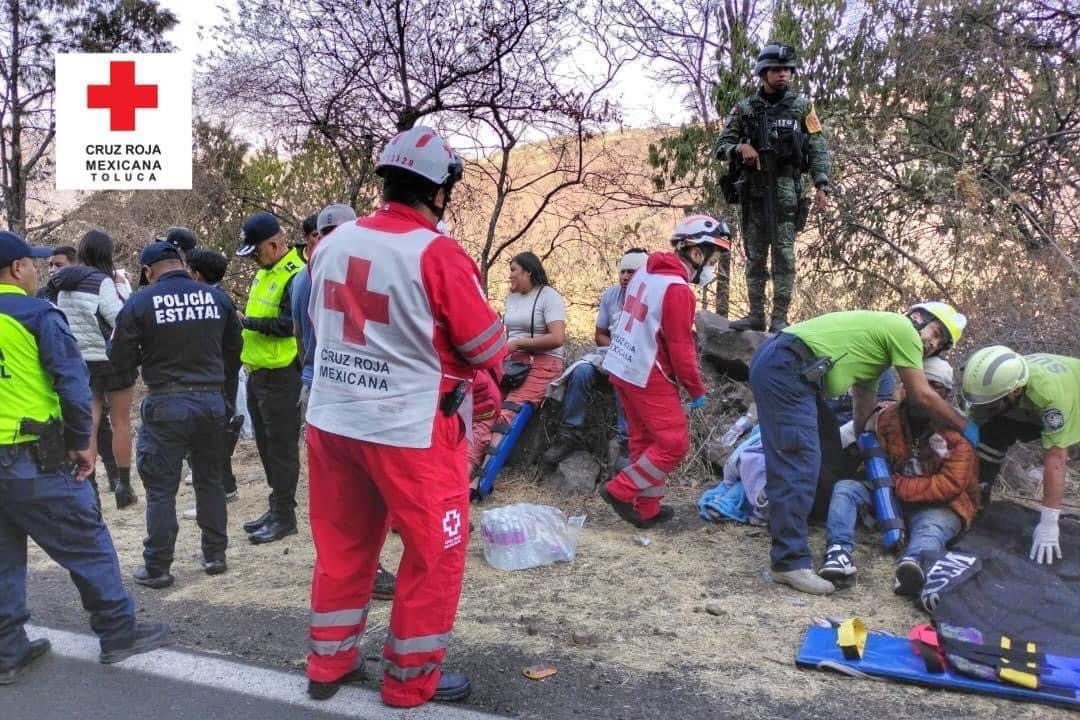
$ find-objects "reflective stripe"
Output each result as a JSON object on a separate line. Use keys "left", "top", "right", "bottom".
{"left": 467, "top": 336, "right": 507, "bottom": 365}
{"left": 385, "top": 631, "right": 451, "bottom": 655}
{"left": 310, "top": 633, "right": 362, "bottom": 656}
{"left": 310, "top": 607, "right": 367, "bottom": 628}
{"left": 383, "top": 659, "right": 439, "bottom": 682}
{"left": 457, "top": 319, "right": 503, "bottom": 354}
{"left": 638, "top": 454, "right": 666, "bottom": 481}
{"left": 624, "top": 464, "right": 654, "bottom": 490}
{"left": 641, "top": 485, "right": 667, "bottom": 498}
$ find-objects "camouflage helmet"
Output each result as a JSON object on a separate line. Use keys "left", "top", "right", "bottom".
{"left": 754, "top": 43, "right": 798, "bottom": 75}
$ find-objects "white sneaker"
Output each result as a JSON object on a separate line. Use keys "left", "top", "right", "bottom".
{"left": 182, "top": 507, "right": 197, "bottom": 521}
{"left": 771, "top": 568, "right": 835, "bottom": 595}
{"left": 225, "top": 490, "right": 238, "bottom": 502}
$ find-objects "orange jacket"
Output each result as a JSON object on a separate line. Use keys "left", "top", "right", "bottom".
{"left": 875, "top": 404, "right": 980, "bottom": 527}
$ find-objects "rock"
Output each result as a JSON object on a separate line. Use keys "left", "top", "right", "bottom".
{"left": 705, "top": 601, "right": 727, "bottom": 617}
{"left": 571, "top": 630, "right": 599, "bottom": 647}
{"left": 696, "top": 311, "right": 770, "bottom": 381}
{"left": 549, "top": 450, "right": 601, "bottom": 496}
{"left": 631, "top": 534, "right": 652, "bottom": 547}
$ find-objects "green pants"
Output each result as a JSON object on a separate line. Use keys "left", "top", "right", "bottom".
{"left": 739, "top": 176, "right": 800, "bottom": 320}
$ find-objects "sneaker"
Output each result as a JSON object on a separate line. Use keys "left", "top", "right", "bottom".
{"left": 894, "top": 557, "right": 925, "bottom": 596}
{"left": 99, "top": 623, "right": 170, "bottom": 664}
{"left": 132, "top": 566, "right": 174, "bottom": 590}
{"left": 771, "top": 568, "right": 835, "bottom": 595}
{"left": 819, "top": 545, "right": 857, "bottom": 581}
{"left": 0, "top": 639, "right": 50, "bottom": 685}
{"left": 308, "top": 667, "right": 367, "bottom": 701}
{"left": 541, "top": 428, "right": 583, "bottom": 465}
{"left": 372, "top": 565, "right": 396, "bottom": 601}
{"left": 225, "top": 490, "right": 239, "bottom": 502}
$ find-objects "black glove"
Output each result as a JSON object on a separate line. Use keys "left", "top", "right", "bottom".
{"left": 114, "top": 480, "right": 138, "bottom": 509}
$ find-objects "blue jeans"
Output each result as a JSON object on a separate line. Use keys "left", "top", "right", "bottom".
{"left": 0, "top": 447, "right": 135, "bottom": 667}
{"left": 562, "top": 362, "right": 627, "bottom": 444}
{"left": 750, "top": 333, "right": 828, "bottom": 571}
{"left": 825, "top": 479, "right": 962, "bottom": 560}
{"left": 138, "top": 391, "right": 228, "bottom": 571}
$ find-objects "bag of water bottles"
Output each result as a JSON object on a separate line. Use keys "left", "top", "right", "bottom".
{"left": 479, "top": 503, "right": 586, "bottom": 571}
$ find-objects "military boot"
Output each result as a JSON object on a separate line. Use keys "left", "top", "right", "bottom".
{"left": 768, "top": 295, "right": 792, "bottom": 333}
{"left": 729, "top": 290, "right": 766, "bottom": 332}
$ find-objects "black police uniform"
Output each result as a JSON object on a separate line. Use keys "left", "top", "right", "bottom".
{"left": 109, "top": 256, "right": 242, "bottom": 581}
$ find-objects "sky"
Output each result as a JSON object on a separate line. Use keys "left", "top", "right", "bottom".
{"left": 159, "top": 0, "right": 690, "bottom": 130}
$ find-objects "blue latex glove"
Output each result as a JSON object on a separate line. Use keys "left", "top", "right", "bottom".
{"left": 690, "top": 395, "right": 707, "bottom": 410}
{"left": 962, "top": 419, "right": 980, "bottom": 447}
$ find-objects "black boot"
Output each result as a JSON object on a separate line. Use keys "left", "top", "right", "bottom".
{"left": 541, "top": 427, "right": 584, "bottom": 465}
{"left": 99, "top": 623, "right": 170, "bottom": 664}
{"left": 243, "top": 510, "right": 271, "bottom": 534}
{"left": 308, "top": 668, "right": 367, "bottom": 701}
{"left": 729, "top": 313, "right": 766, "bottom": 332}
{"left": 768, "top": 295, "right": 792, "bottom": 333}
{"left": 433, "top": 672, "right": 472, "bottom": 702}
{"left": 249, "top": 513, "right": 297, "bottom": 544}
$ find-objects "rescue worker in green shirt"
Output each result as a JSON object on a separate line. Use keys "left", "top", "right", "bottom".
{"left": 961, "top": 347, "right": 1079, "bottom": 565}
{"left": 235, "top": 211, "right": 305, "bottom": 544}
{"left": 749, "top": 302, "right": 978, "bottom": 595}
{"left": 715, "top": 43, "right": 832, "bottom": 333}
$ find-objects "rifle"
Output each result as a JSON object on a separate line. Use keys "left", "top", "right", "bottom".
{"left": 756, "top": 109, "right": 780, "bottom": 249}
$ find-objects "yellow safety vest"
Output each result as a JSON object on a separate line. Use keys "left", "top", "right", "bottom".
{"left": 241, "top": 248, "right": 304, "bottom": 370}
{"left": 0, "top": 285, "right": 63, "bottom": 443}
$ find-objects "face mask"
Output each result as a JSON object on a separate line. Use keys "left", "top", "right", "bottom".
{"left": 693, "top": 262, "right": 716, "bottom": 287}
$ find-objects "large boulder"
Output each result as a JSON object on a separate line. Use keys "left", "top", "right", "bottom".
{"left": 695, "top": 311, "right": 769, "bottom": 380}
{"left": 548, "top": 450, "right": 602, "bottom": 496}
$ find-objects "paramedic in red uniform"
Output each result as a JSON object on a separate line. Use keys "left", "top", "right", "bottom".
{"left": 303, "top": 126, "right": 507, "bottom": 706}
{"left": 600, "top": 215, "right": 731, "bottom": 527}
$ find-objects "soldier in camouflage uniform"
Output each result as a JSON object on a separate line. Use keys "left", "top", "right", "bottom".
{"left": 715, "top": 44, "right": 832, "bottom": 332}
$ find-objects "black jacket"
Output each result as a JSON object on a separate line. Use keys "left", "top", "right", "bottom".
{"left": 108, "top": 270, "right": 242, "bottom": 390}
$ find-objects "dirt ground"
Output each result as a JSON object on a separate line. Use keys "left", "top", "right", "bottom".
{"left": 26, "top": 427, "right": 1077, "bottom": 719}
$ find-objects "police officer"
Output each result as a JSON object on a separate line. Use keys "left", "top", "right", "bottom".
{"left": 715, "top": 43, "right": 832, "bottom": 333}
{"left": 0, "top": 231, "right": 168, "bottom": 683}
{"left": 160, "top": 226, "right": 197, "bottom": 261}
{"left": 109, "top": 242, "right": 243, "bottom": 587}
{"left": 235, "top": 212, "right": 305, "bottom": 544}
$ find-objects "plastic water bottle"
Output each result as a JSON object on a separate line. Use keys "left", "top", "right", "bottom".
{"left": 721, "top": 415, "right": 753, "bottom": 447}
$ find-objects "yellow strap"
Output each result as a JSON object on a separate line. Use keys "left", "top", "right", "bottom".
{"left": 1000, "top": 668, "right": 1039, "bottom": 690}
{"left": 837, "top": 618, "right": 868, "bottom": 660}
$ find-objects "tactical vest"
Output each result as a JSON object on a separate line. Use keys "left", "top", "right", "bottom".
{"left": 745, "top": 95, "right": 809, "bottom": 170}
{"left": 0, "top": 285, "right": 62, "bottom": 444}
{"left": 241, "top": 247, "right": 304, "bottom": 369}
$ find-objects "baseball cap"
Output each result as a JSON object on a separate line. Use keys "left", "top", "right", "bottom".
{"left": 159, "top": 226, "right": 197, "bottom": 252}
{"left": 0, "top": 231, "right": 52, "bottom": 267}
{"left": 138, "top": 241, "right": 183, "bottom": 286}
{"left": 237, "top": 211, "right": 281, "bottom": 256}
{"left": 317, "top": 204, "right": 357, "bottom": 235}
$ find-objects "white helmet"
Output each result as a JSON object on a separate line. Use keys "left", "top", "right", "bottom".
{"left": 376, "top": 126, "right": 464, "bottom": 187}
{"left": 671, "top": 215, "right": 732, "bottom": 252}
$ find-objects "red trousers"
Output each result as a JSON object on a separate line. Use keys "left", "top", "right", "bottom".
{"left": 466, "top": 370, "right": 500, "bottom": 474}
{"left": 306, "top": 416, "right": 469, "bottom": 708}
{"left": 604, "top": 377, "right": 689, "bottom": 519}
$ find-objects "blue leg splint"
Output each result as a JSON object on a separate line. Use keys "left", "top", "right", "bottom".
{"left": 474, "top": 402, "right": 534, "bottom": 500}
{"left": 796, "top": 625, "right": 1080, "bottom": 708}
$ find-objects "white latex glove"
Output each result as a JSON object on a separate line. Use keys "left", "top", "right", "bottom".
{"left": 1030, "top": 506, "right": 1062, "bottom": 565}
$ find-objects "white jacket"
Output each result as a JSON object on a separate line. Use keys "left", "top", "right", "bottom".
{"left": 45, "top": 266, "right": 127, "bottom": 362}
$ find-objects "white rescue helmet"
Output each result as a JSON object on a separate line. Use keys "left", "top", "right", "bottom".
{"left": 671, "top": 215, "right": 732, "bottom": 252}
{"left": 375, "top": 126, "right": 464, "bottom": 188}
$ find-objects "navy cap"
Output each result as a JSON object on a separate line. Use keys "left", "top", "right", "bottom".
{"left": 140, "top": 241, "right": 183, "bottom": 268}
{"left": 0, "top": 230, "right": 52, "bottom": 268}
{"left": 159, "top": 226, "right": 197, "bottom": 252}
{"left": 237, "top": 211, "right": 281, "bottom": 256}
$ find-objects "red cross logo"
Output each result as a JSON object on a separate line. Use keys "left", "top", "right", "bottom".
{"left": 623, "top": 283, "right": 649, "bottom": 332}
{"left": 323, "top": 257, "right": 390, "bottom": 346}
{"left": 87, "top": 61, "right": 158, "bottom": 132}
